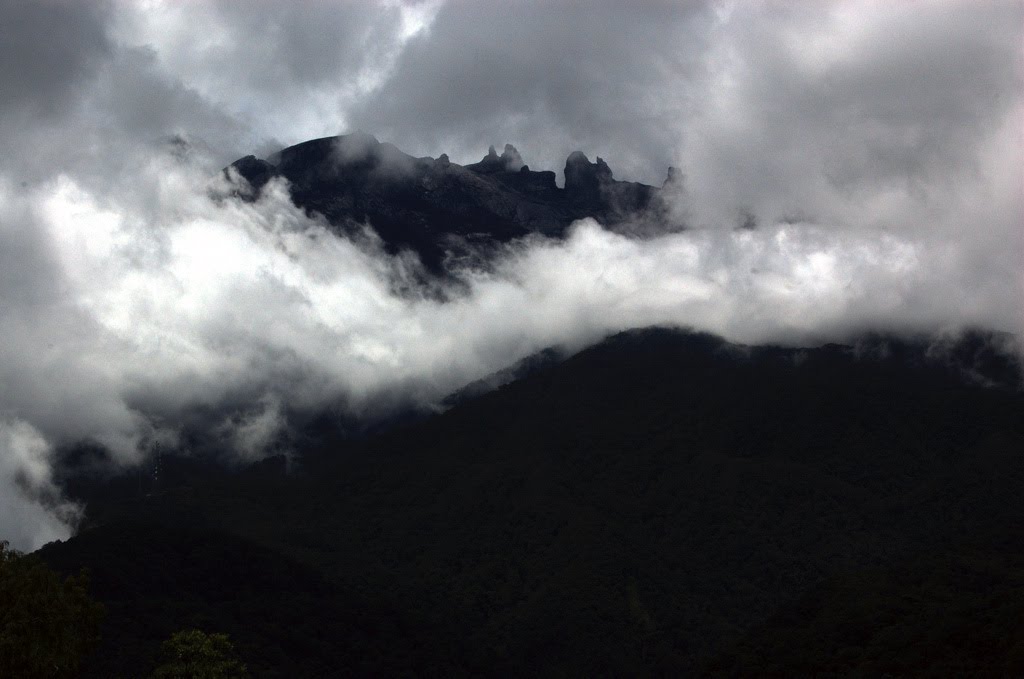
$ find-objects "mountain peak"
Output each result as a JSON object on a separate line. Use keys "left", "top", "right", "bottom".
{"left": 501, "top": 143, "right": 524, "bottom": 171}
{"left": 471, "top": 143, "right": 525, "bottom": 173}
{"left": 227, "top": 133, "right": 672, "bottom": 272}
{"left": 564, "top": 151, "right": 613, "bottom": 201}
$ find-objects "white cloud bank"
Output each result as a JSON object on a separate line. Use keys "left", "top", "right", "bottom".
{"left": 0, "top": 145, "right": 1020, "bottom": 549}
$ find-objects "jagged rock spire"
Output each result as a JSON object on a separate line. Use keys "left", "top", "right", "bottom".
{"left": 564, "top": 151, "right": 613, "bottom": 201}
{"left": 473, "top": 143, "right": 526, "bottom": 173}
{"left": 500, "top": 144, "right": 524, "bottom": 171}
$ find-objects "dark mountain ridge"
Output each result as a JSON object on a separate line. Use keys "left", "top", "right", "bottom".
{"left": 228, "top": 132, "right": 679, "bottom": 271}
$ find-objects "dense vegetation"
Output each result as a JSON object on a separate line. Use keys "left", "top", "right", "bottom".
{"left": 36, "top": 328, "right": 1024, "bottom": 676}
{"left": 150, "top": 629, "right": 249, "bottom": 679}
{"left": 0, "top": 541, "right": 103, "bottom": 677}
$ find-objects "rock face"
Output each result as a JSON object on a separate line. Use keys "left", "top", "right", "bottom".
{"left": 227, "top": 133, "right": 675, "bottom": 272}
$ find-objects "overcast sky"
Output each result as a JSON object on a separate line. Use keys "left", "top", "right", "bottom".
{"left": 0, "top": 0, "right": 1021, "bottom": 550}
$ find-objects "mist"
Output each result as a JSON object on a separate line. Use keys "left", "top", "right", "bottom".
{"left": 0, "top": 0, "right": 1021, "bottom": 549}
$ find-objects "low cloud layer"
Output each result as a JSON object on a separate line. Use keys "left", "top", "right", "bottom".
{"left": 0, "top": 0, "right": 1020, "bottom": 549}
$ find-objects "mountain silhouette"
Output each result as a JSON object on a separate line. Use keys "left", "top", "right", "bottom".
{"left": 228, "top": 132, "right": 676, "bottom": 271}
{"left": 38, "top": 328, "right": 1024, "bottom": 676}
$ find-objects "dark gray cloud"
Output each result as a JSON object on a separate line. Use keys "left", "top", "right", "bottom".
{"left": 0, "top": 0, "right": 112, "bottom": 119}
{"left": 203, "top": 0, "right": 402, "bottom": 89}
{"left": 678, "top": 1, "right": 1023, "bottom": 230}
{"left": 110, "top": 0, "right": 415, "bottom": 148}
{"left": 348, "top": 0, "right": 715, "bottom": 184}
{"left": 0, "top": 0, "right": 1020, "bottom": 550}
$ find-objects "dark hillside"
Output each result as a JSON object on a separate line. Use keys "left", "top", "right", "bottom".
{"left": 40, "top": 520, "right": 468, "bottom": 678}
{"left": 40, "top": 329, "right": 1024, "bottom": 675}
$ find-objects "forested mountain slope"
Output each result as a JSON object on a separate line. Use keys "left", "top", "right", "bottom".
{"left": 39, "top": 329, "right": 1024, "bottom": 676}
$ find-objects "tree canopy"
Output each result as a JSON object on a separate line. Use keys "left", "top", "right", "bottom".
{"left": 0, "top": 540, "right": 103, "bottom": 678}
{"left": 150, "top": 629, "right": 248, "bottom": 679}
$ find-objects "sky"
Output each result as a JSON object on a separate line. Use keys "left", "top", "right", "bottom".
{"left": 0, "top": 0, "right": 1021, "bottom": 550}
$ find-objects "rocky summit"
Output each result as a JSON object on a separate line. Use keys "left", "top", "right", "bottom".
{"left": 227, "top": 132, "right": 679, "bottom": 272}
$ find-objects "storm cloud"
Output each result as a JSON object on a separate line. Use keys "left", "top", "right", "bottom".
{"left": 0, "top": 0, "right": 1020, "bottom": 549}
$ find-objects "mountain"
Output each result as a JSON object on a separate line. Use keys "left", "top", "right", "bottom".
{"left": 38, "top": 328, "right": 1024, "bottom": 676}
{"left": 24, "top": 134, "right": 1024, "bottom": 676}
{"left": 227, "top": 132, "right": 678, "bottom": 272}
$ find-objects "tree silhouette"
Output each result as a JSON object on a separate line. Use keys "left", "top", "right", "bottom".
{"left": 0, "top": 540, "right": 103, "bottom": 678}
{"left": 151, "top": 629, "right": 249, "bottom": 678}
